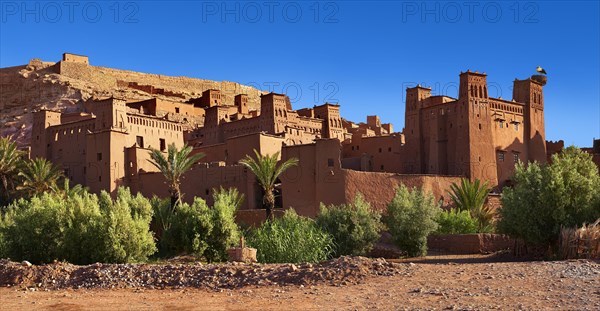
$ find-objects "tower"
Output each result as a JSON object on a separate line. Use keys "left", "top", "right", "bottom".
{"left": 314, "top": 103, "right": 344, "bottom": 140}
{"left": 260, "top": 92, "right": 289, "bottom": 134}
{"left": 403, "top": 85, "right": 431, "bottom": 173}
{"left": 234, "top": 94, "right": 249, "bottom": 114}
{"left": 513, "top": 78, "right": 546, "bottom": 163}
{"left": 457, "top": 71, "right": 497, "bottom": 185}
{"left": 31, "top": 110, "right": 61, "bottom": 158}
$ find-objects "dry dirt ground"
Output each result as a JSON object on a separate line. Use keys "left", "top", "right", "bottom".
{"left": 1, "top": 257, "right": 598, "bottom": 311}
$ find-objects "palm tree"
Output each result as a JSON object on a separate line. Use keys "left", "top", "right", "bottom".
{"left": 447, "top": 178, "right": 494, "bottom": 232}
{"left": 59, "top": 178, "right": 88, "bottom": 199}
{"left": 239, "top": 149, "right": 298, "bottom": 220}
{"left": 17, "top": 158, "right": 63, "bottom": 197}
{"left": 148, "top": 143, "right": 205, "bottom": 209}
{"left": 0, "top": 137, "right": 24, "bottom": 204}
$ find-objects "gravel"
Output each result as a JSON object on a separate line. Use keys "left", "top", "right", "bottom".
{"left": 0, "top": 256, "right": 415, "bottom": 291}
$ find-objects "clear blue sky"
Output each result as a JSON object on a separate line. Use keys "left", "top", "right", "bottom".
{"left": 1, "top": 1, "right": 598, "bottom": 146}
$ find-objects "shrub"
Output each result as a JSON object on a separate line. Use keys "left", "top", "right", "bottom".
{"left": 158, "top": 197, "right": 213, "bottom": 258}
{"left": 316, "top": 193, "right": 383, "bottom": 257}
{"left": 97, "top": 189, "right": 157, "bottom": 263}
{"left": 435, "top": 208, "right": 478, "bottom": 234}
{"left": 154, "top": 188, "right": 242, "bottom": 262}
{"left": 0, "top": 187, "right": 156, "bottom": 264}
{"left": 384, "top": 185, "right": 441, "bottom": 257}
{"left": 448, "top": 178, "right": 494, "bottom": 232}
{"left": 204, "top": 188, "right": 243, "bottom": 262}
{"left": 498, "top": 147, "right": 600, "bottom": 248}
{"left": 248, "top": 210, "right": 333, "bottom": 263}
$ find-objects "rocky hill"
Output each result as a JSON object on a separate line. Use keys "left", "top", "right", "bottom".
{"left": 0, "top": 54, "right": 264, "bottom": 147}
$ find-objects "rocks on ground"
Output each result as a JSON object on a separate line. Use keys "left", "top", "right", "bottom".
{"left": 0, "top": 256, "right": 414, "bottom": 291}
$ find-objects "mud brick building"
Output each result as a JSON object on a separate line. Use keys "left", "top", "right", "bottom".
{"left": 32, "top": 54, "right": 555, "bottom": 221}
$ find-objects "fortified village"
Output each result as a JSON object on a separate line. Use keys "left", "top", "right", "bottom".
{"left": 26, "top": 53, "right": 600, "bottom": 223}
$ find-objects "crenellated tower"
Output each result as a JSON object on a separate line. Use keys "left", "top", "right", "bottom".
{"left": 260, "top": 92, "right": 289, "bottom": 134}
{"left": 513, "top": 78, "right": 546, "bottom": 163}
{"left": 457, "top": 71, "right": 497, "bottom": 185}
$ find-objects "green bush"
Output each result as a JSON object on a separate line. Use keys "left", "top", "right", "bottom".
{"left": 204, "top": 188, "right": 243, "bottom": 262}
{"left": 155, "top": 187, "right": 242, "bottom": 262}
{"left": 98, "top": 189, "right": 157, "bottom": 263}
{"left": 498, "top": 147, "right": 600, "bottom": 247}
{"left": 435, "top": 209, "right": 478, "bottom": 234}
{"left": 0, "top": 187, "right": 156, "bottom": 264}
{"left": 384, "top": 185, "right": 441, "bottom": 257}
{"left": 248, "top": 210, "right": 333, "bottom": 263}
{"left": 158, "top": 197, "right": 213, "bottom": 258}
{"left": 316, "top": 193, "right": 383, "bottom": 257}
{"left": 447, "top": 178, "right": 494, "bottom": 232}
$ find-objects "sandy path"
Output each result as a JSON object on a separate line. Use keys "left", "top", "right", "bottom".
{"left": 1, "top": 260, "right": 598, "bottom": 311}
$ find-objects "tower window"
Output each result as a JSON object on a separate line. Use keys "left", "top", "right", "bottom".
{"left": 160, "top": 138, "right": 166, "bottom": 151}
{"left": 136, "top": 136, "right": 144, "bottom": 148}
{"left": 97, "top": 153, "right": 102, "bottom": 161}
{"left": 175, "top": 107, "right": 180, "bottom": 113}
{"left": 513, "top": 153, "right": 520, "bottom": 163}
{"left": 497, "top": 152, "right": 505, "bottom": 162}
{"left": 327, "top": 158, "right": 334, "bottom": 167}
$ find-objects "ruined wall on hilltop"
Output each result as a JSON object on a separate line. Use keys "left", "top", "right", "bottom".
{"left": 0, "top": 55, "right": 264, "bottom": 147}
{"left": 56, "top": 61, "right": 263, "bottom": 108}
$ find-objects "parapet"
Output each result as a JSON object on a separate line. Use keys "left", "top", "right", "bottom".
{"left": 62, "top": 53, "right": 89, "bottom": 65}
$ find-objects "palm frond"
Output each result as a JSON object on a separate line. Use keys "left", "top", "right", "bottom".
{"left": 147, "top": 143, "right": 205, "bottom": 209}
{"left": 17, "top": 158, "right": 63, "bottom": 196}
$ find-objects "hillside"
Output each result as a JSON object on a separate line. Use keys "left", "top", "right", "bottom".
{"left": 0, "top": 54, "right": 264, "bottom": 146}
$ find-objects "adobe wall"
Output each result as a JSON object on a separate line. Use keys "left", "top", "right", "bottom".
{"left": 342, "top": 134, "right": 405, "bottom": 173}
{"left": 44, "top": 119, "right": 96, "bottom": 186}
{"left": 194, "top": 133, "right": 284, "bottom": 165}
{"left": 135, "top": 164, "right": 256, "bottom": 210}
{"left": 342, "top": 170, "right": 462, "bottom": 212}
{"left": 281, "top": 139, "right": 346, "bottom": 217}
{"left": 281, "top": 139, "right": 463, "bottom": 216}
{"left": 427, "top": 234, "right": 514, "bottom": 254}
{"left": 62, "top": 53, "right": 89, "bottom": 65}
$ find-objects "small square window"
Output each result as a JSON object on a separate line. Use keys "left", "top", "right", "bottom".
{"left": 97, "top": 153, "right": 102, "bottom": 161}
{"left": 327, "top": 158, "right": 334, "bottom": 167}
{"left": 497, "top": 152, "right": 505, "bottom": 162}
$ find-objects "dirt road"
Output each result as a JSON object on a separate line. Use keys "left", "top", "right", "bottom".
{"left": 1, "top": 260, "right": 598, "bottom": 310}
